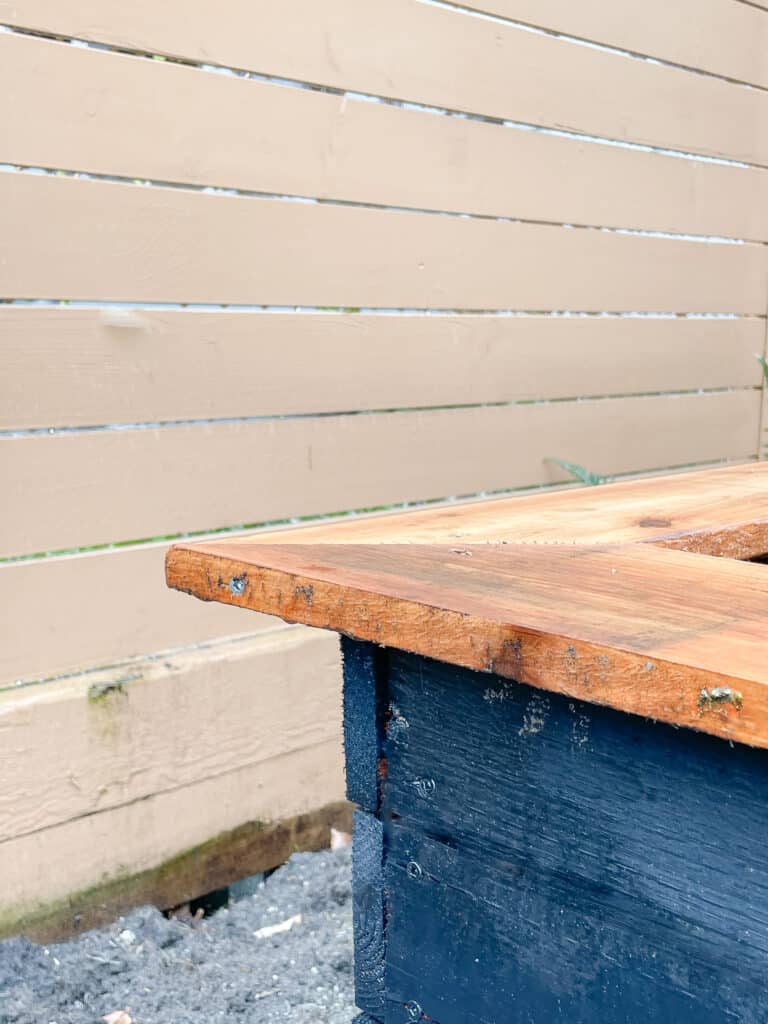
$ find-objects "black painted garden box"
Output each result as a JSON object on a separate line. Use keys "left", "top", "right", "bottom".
{"left": 168, "top": 463, "right": 768, "bottom": 1023}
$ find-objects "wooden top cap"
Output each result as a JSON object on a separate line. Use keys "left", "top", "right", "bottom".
{"left": 167, "top": 463, "right": 768, "bottom": 749}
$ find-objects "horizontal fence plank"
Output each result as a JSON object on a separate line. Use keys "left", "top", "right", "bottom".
{"left": 3, "top": 34, "right": 768, "bottom": 242}
{"left": 0, "top": 545, "right": 279, "bottom": 685}
{"left": 0, "top": 628, "right": 342, "bottom": 844}
{"left": 461, "top": 0, "right": 768, "bottom": 89}
{"left": 0, "top": 735, "right": 344, "bottom": 938}
{"left": 1, "top": 308, "right": 763, "bottom": 430}
{"left": 1, "top": 175, "right": 766, "bottom": 312}
{"left": 6, "top": 801, "right": 351, "bottom": 943}
{"left": 1, "top": 0, "right": 766, "bottom": 164}
{"left": 1, "top": 391, "right": 760, "bottom": 559}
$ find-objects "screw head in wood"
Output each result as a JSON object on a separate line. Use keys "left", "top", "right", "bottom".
{"left": 412, "top": 777, "right": 436, "bottom": 799}
{"left": 406, "top": 860, "right": 423, "bottom": 880}
{"left": 229, "top": 575, "right": 246, "bottom": 595}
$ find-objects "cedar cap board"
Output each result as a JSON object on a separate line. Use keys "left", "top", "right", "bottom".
{"left": 166, "top": 463, "right": 768, "bottom": 749}
{"left": 249, "top": 461, "right": 768, "bottom": 558}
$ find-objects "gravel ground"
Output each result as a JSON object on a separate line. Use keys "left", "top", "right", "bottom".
{"left": 0, "top": 847, "right": 357, "bottom": 1024}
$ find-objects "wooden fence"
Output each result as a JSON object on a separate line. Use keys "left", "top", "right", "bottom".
{"left": 1, "top": 0, "right": 767, "bottom": 936}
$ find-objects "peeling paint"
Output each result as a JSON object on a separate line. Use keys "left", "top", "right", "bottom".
{"left": 518, "top": 694, "right": 550, "bottom": 737}
{"left": 484, "top": 682, "right": 516, "bottom": 704}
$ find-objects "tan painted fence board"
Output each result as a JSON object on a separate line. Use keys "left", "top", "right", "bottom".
{"left": 0, "top": 628, "right": 341, "bottom": 843}
{"left": 2, "top": 391, "right": 759, "bottom": 559}
{"left": 1, "top": 0, "right": 766, "bottom": 164}
{"left": 2, "top": 175, "right": 766, "bottom": 312}
{"left": 2, "top": 308, "right": 763, "bottom": 430}
{"left": 0, "top": 545, "right": 277, "bottom": 686}
{"left": 4, "top": 34, "right": 768, "bottom": 242}
{"left": 461, "top": 0, "right": 768, "bottom": 89}
{"left": 0, "top": 735, "right": 343, "bottom": 934}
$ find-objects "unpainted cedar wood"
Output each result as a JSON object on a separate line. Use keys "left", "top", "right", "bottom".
{"left": 2, "top": 391, "right": 759, "bottom": 558}
{"left": 3, "top": 460, "right": 758, "bottom": 687}
{"left": 4, "top": 33, "right": 768, "bottom": 242}
{"left": 0, "top": 628, "right": 342, "bottom": 844}
{"left": 0, "top": 0, "right": 766, "bottom": 164}
{"left": 165, "top": 540, "right": 768, "bottom": 748}
{"left": 3, "top": 175, "right": 767, "bottom": 311}
{"left": 2, "top": 308, "right": 763, "bottom": 430}
{"left": 254, "top": 461, "right": 768, "bottom": 558}
{"left": 462, "top": 0, "right": 768, "bottom": 89}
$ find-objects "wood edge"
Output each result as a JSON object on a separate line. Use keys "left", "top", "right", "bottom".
{"left": 647, "top": 521, "right": 768, "bottom": 559}
{"left": 0, "top": 801, "right": 352, "bottom": 944}
{"left": 165, "top": 545, "right": 768, "bottom": 750}
{"left": 165, "top": 465, "right": 768, "bottom": 561}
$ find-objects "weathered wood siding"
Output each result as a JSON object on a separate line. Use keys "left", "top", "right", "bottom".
{"left": 0, "top": 0, "right": 766, "bottom": 928}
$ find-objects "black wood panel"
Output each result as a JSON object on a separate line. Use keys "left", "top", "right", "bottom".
{"left": 353, "top": 809, "right": 386, "bottom": 1020}
{"left": 381, "top": 650, "right": 768, "bottom": 1024}
{"left": 342, "top": 636, "right": 385, "bottom": 814}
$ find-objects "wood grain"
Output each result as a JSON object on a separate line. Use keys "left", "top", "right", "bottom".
{"left": 352, "top": 809, "right": 386, "bottom": 1020}
{"left": 342, "top": 639, "right": 384, "bottom": 815}
{"left": 4, "top": 460, "right": 760, "bottom": 687}
{"left": 257, "top": 461, "right": 768, "bottom": 559}
{"left": 3, "top": 802, "right": 351, "bottom": 943}
{"left": 3, "top": 308, "right": 762, "bottom": 430}
{"left": 4, "top": 174, "right": 767, "bottom": 310}
{"left": 166, "top": 539, "right": 768, "bottom": 748}
{"left": 0, "top": 739, "right": 344, "bottom": 940}
{"left": 0, "top": 629, "right": 342, "bottom": 843}
{"left": 461, "top": 0, "right": 768, "bottom": 88}
{"left": 383, "top": 649, "right": 768, "bottom": 1022}
{"left": 4, "top": 391, "right": 758, "bottom": 557}
{"left": 2, "top": 0, "right": 766, "bottom": 163}
{"left": 4, "top": 33, "right": 768, "bottom": 241}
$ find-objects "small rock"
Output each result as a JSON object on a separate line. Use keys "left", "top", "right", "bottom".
{"left": 102, "top": 1012, "right": 132, "bottom": 1024}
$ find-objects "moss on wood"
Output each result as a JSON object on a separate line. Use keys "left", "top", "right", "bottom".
{"left": 0, "top": 801, "right": 352, "bottom": 943}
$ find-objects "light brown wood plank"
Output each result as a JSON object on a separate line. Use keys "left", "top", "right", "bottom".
{"left": 256, "top": 461, "right": 768, "bottom": 560}
{"left": 1, "top": 0, "right": 766, "bottom": 164}
{"left": 1, "top": 390, "right": 760, "bottom": 558}
{"left": 0, "top": 628, "right": 341, "bottom": 844}
{"left": 3, "top": 33, "right": 768, "bottom": 241}
{"left": 0, "top": 544, "right": 278, "bottom": 686}
{"left": 461, "top": 0, "right": 768, "bottom": 89}
{"left": 0, "top": 735, "right": 344, "bottom": 938}
{"left": 166, "top": 539, "right": 768, "bottom": 749}
{"left": 2, "top": 308, "right": 762, "bottom": 430}
{"left": 2, "top": 174, "right": 766, "bottom": 311}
